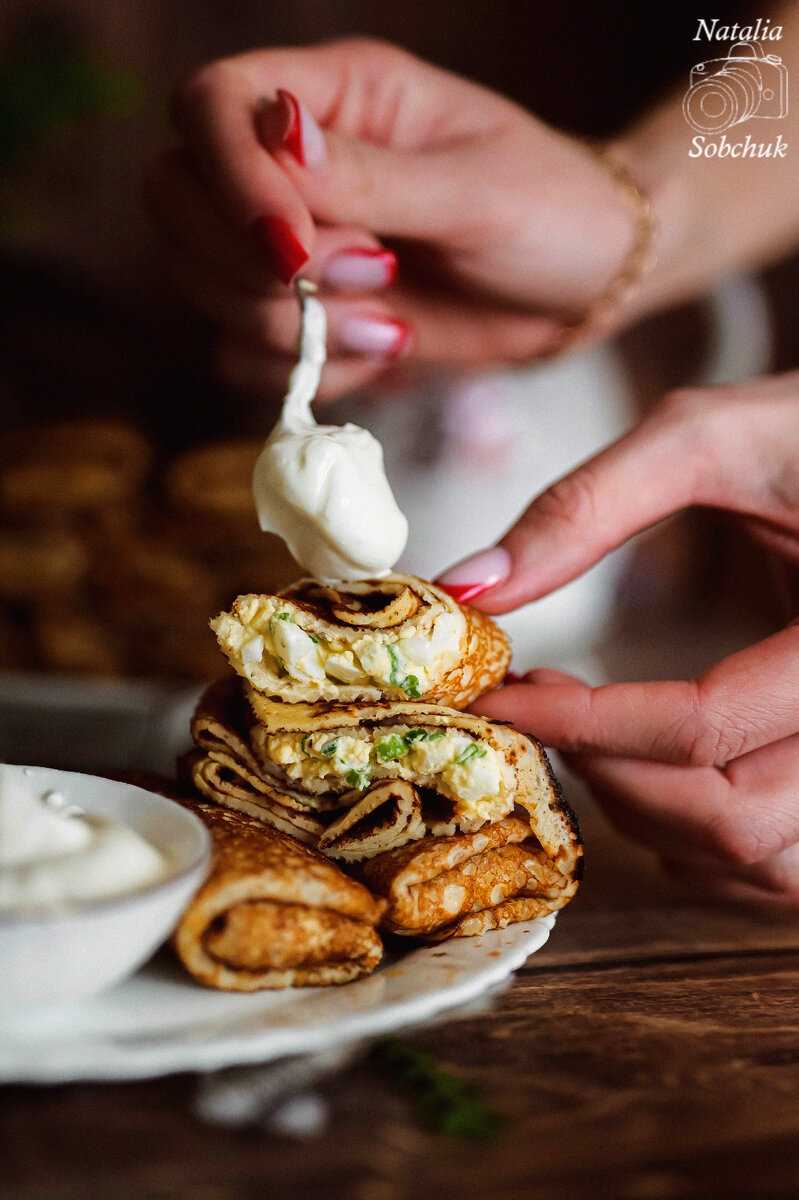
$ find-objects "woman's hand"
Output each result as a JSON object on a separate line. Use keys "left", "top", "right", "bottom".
{"left": 144, "top": 38, "right": 636, "bottom": 400}
{"left": 442, "top": 373, "right": 799, "bottom": 909}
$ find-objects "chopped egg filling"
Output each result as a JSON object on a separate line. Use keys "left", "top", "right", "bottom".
{"left": 213, "top": 598, "right": 463, "bottom": 698}
{"left": 259, "top": 725, "right": 514, "bottom": 828}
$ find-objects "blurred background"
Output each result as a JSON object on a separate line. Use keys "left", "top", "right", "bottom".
{"left": 0, "top": 0, "right": 796, "bottom": 760}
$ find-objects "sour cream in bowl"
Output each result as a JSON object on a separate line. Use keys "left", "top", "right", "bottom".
{"left": 0, "top": 765, "right": 210, "bottom": 1011}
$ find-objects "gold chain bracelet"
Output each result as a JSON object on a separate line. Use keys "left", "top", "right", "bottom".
{"left": 554, "top": 143, "right": 656, "bottom": 352}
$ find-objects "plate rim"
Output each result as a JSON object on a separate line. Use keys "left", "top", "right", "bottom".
{"left": 0, "top": 914, "right": 555, "bottom": 1083}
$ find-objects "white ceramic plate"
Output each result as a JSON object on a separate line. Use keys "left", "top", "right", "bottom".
{"left": 0, "top": 914, "right": 555, "bottom": 1083}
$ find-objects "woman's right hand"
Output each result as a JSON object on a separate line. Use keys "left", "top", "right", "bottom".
{"left": 458, "top": 372, "right": 799, "bottom": 909}
{"left": 144, "top": 38, "right": 637, "bottom": 400}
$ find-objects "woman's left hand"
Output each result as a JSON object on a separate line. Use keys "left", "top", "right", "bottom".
{"left": 443, "top": 373, "right": 799, "bottom": 909}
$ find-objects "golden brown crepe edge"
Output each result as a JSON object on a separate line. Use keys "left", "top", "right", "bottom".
{"left": 357, "top": 809, "right": 581, "bottom": 941}
{"left": 122, "top": 772, "right": 387, "bottom": 988}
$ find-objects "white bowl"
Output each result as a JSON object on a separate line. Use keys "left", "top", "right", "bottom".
{"left": 0, "top": 766, "right": 211, "bottom": 1011}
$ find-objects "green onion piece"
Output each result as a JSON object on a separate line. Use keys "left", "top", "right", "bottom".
{"left": 275, "top": 611, "right": 293, "bottom": 621}
{"left": 346, "top": 766, "right": 371, "bottom": 790}
{"left": 321, "top": 739, "right": 339, "bottom": 757}
{"left": 300, "top": 733, "right": 311, "bottom": 753}
{"left": 403, "top": 728, "right": 429, "bottom": 745}
{"left": 308, "top": 633, "right": 320, "bottom": 644}
{"left": 387, "top": 646, "right": 422, "bottom": 699}
{"left": 403, "top": 726, "right": 443, "bottom": 744}
{"left": 374, "top": 734, "right": 409, "bottom": 763}
{"left": 387, "top": 644, "right": 402, "bottom": 682}
{"left": 454, "top": 743, "right": 487, "bottom": 766}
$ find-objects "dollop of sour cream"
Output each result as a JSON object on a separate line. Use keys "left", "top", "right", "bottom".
{"left": 0, "top": 767, "right": 167, "bottom": 911}
{"left": 252, "top": 280, "right": 408, "bottom": 583}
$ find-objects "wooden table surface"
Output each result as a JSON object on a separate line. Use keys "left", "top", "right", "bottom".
{"left": 4, "top": 773, "right": 799, "bottom": 1200}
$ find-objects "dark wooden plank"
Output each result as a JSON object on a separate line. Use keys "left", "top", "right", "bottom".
{"left": 408, "top": 953, "right": 799, "bottom": 1199}
{"left": 5, "top": 713, "right": 799, "bottom": 1199}
{"left": 4, "top": 952, "right": 799, "bottom": 1200}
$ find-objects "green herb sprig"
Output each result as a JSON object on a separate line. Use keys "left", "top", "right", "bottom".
{"left": 375, "top": 1039, "right": 508, "bottom": 1141}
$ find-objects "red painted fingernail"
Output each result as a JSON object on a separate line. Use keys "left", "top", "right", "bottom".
{"left": 390, "top": 318, "right": 414, "bottom": 357}
{"left": 277, "top": 89, "right": 303, "bottom": 163}
{"left": 272, "top": 89, "right": 327, "bottom": 168}
{"left": 251, "top": 215, "right": 308, "bottom": 284}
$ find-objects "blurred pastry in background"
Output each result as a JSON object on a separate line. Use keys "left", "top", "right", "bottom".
{"left": 88, "top": 534, "right": 216, "bottom": 626}
{"left": 0, "top": 525, "right": 88, "bottom": 602}
{"left": 32, "top": 605, "right": 124, "bottom": 677}
{"left": 0, "top": 420, "right": 302, "bottom": 682}
{"left": 163, "top": 438, "right": 263, "bottom": 519}
{"left": 0, "top": 420, "right": 152, "bottom": 513}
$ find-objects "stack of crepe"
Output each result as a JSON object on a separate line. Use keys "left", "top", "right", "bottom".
{"left": 185, "top": 573, "right": 582, "bottom": 948}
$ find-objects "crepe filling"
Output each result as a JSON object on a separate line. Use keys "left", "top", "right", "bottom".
{"left": 262, "top": 725, "right": 514, "bottom": 828}
{"left": 212, "top": 596, "right": 463, "bottom": 698}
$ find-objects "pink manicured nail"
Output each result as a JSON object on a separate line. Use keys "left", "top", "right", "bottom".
{"left": 435, "top": 547, "right": 512, "bottom": 603}
{"left": 275, "top": 88, "right": 327, "bottom": 168}
{"left": 323, "top": 248, "right": 397, "bottom": 291}
{"left": 339, "top": 315, "right": 414, "bottom": 357}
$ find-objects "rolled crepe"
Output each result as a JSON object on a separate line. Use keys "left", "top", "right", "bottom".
{"left": 184, "top": 679, "right": 325, "bottom": 845}
{"left": 186, "top": 678, "right": 426, "bottom": 860}
{"left": 210, "top": 573, "right": 510, "bottom": 709}
{"left": 173, "top": 794, "right": 385, "bottom": 990}
{"left": 317, "top": 781, "right": 427, "bottom": 863}
{"left": 358, "top": 814, "right": 582, "bottom": 941}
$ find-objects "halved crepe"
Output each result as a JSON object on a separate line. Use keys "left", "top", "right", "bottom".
{"left": 172, "top": 793, "right": 385, "bottom": 990}
{"left": 245, "top": 686, "right": 572, "bottom": 841}
{"left": 211, "top": 573, "right": 510, "bottom": 709}
{"left": 187, "top": 678, "right": 581, "bottom": 914}
{"left": 358, "top": 814, "right": 581, "bottom": 942}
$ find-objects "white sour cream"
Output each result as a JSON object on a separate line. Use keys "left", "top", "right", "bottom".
{"left": 0, "top": 766, "right": 167, "bottom": 911}
{"left": 252, "top": 280, "right": 408, "bottom": 583}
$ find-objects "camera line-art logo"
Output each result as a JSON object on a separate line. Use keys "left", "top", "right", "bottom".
{"left": 684, "top": 20, "right": 788, "bottom": 157}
